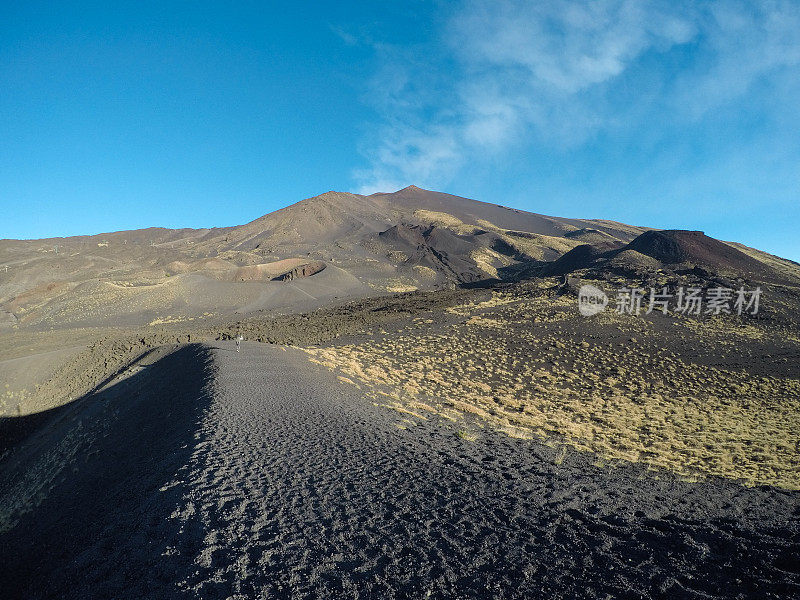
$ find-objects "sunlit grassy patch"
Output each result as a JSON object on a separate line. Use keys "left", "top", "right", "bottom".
{"left": 305, "top": 295, "right": 800, "bottom": 489}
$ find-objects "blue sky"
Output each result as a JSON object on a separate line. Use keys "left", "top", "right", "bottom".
{"left": 2, "top": 1, "right": 799, "bottom": 261}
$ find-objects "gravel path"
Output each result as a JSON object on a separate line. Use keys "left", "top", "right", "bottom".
{"left": 1, "top": 342, "right": 798, "bottom": 599}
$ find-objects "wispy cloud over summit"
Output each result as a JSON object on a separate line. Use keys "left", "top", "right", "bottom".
{"left": 353, "top": 0, "right": 800, "bottom": 195}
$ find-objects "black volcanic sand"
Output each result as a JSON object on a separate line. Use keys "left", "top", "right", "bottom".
{"left": 1, "top": 342, "right": 798, "bottom": 599}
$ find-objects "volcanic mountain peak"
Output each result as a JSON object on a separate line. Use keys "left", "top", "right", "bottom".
{"left": 626, "top": 229, "right": 765, "bottom": 273}
{"left": 2, "top": 188, "right": 795, "bottom": 330}
{"left": 370, "top": 184, "right": 426, "bottom": 196}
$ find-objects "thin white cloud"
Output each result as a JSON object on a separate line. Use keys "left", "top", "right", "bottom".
{"left": 450, "top": 0, "right": 695, "bottom": 93}
{"left": 353, "top": 0, "right": 800, "bottom": 194}
{"left": 328, "top": 24, "right": 358, "bottom": 47}
{"left": 354, "top": 123, "right": 463, "bottom": 194}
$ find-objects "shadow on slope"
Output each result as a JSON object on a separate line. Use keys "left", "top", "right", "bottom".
{"left": 0, "top": 344, "right": 215, "bottom": 600}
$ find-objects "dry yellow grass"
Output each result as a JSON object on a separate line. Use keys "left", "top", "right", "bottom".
{"left": 412, "top": 265, "right": 438, "bottom": 280}
{"left": 386, "top": 284, "right": 419, "bottom": 293}
{"left": 410, "top": 209, "right": 582, "bottom": 261}
{"left": 413, "top": 209, "right": 475, "bottom": 234}
{"left": 304, "top": 294, "right": 800, "bottom": 489}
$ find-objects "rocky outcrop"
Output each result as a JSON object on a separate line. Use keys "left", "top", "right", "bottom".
{"left": 271, "top": 261, "right": 326, "bottom": 281}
